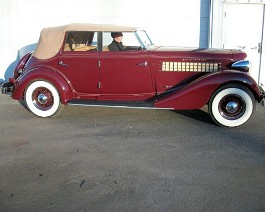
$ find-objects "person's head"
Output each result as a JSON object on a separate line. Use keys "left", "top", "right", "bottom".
{"left": 111, "top": 32, "right": 123, "bottom": 42}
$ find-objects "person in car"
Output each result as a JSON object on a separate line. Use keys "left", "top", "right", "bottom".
{"left": 108, "top": 32, "right": 126, "bottom": 51}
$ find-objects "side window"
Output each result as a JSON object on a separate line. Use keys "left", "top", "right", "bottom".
{"left": 102, "top": 32, "right": 113, "bottom": 51}
{"left": 64, "top": 31, "right": 97, "bottom": 52}
{"left": 102, "top": 32, "right": 142, "bottom": 52}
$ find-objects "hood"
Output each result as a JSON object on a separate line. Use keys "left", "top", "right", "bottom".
{"left": 150, "top": 46, "right": 246, "bottom": 57}
{"left": 149, "top": 46, "right": 247, "bottom": 68}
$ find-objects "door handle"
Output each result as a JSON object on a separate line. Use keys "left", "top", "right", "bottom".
{"left": 136, "top": 62, "right": 148, "bottom": 67}
{"left": 58, "top": 61, "right": 68, "bottom": 66}
{"left": 251, "top": 43, "right": 262, "bottom": 53}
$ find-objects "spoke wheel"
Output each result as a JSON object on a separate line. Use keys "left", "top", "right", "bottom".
{"left": 25, "top": 81, "right": 61, "bottom": 117}
{"left": 209, "top": 84, "right": 255, "bottom": 127}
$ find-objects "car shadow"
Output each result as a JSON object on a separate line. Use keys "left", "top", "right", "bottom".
{"left": 172, "top": 108, "right": 216, "bottom": 126}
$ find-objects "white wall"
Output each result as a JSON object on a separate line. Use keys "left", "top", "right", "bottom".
{"left": 0, "top": 0, "right": 210, "bottom": 82}
{"left": 210, "top": 1, "right": 265, "bottom": 89}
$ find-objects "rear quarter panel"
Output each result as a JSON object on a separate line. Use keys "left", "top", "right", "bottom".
{"left": 12, "top": 66, "right": 73, "bottom": 104}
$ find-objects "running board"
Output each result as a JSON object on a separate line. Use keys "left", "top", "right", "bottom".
{"left": 68, "top": 99, "right": 158, "bottom": 109}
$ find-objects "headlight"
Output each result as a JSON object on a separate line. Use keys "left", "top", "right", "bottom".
{"left": 231, "top": 60, "right": 251, "bottom": 72}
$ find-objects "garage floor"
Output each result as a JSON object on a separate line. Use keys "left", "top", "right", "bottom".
{"left": 0, "top": 94, "right": 265, "bottom": 211}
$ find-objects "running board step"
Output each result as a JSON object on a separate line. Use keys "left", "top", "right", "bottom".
{"left": 68, "top": 99, "right": 154, "bottom": 109}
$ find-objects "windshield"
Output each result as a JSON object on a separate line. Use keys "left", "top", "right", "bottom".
{"left": 135, "top": 30, "right": 153, "bottom": 50}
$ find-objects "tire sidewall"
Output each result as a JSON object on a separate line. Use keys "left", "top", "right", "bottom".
{"left": 25, "top": 80, "right": 60, "bottom": 117}
{"left": 210, "top": 86, "right": 254, "bottom": 127}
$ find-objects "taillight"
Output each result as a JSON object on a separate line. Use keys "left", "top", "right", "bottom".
{"left": 14, "top": 52, "right": 32, "bottom": 79}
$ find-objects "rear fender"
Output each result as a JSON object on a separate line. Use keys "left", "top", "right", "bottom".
{"left": 12, "top": 67, "right": 73, "bottom": 104}
{"left": 154, "top": 71, "right": 261, "bottom": 110}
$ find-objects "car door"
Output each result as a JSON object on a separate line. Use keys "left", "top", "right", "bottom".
{"left": 58, "top": 31, "right": 100, "bottom": 99}
{"left": 99, "top": 51, "right": 155, "bottom": 101}
{"left": 98, "top": 32, "right": 155, "bottom": 101}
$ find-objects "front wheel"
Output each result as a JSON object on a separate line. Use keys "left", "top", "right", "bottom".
{"left": 209, "top": 84, "right": 256, "bottom": 127}
{"left": 25, "top": 80, "right": 61, "bottom": 117}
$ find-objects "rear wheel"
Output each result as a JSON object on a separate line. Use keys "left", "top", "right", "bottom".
{"left": 25, "top": 80, "right": 61, "bottom": 117}
{"left": 209, "top": 84, "right": 255, "bottom": 127}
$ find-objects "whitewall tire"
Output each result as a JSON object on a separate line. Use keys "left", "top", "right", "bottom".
{"left": 209, "top": 84, "right": 255, "bottom": 127}
{"left": 25, "top": 80, "right": 61, "bottom": 117}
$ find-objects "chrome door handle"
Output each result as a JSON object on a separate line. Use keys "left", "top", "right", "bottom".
{"left": 58, "top": 61, "right": 68, "bottom": 66}
{"left": 251, "top": 43, "right": 262, "bottom": 53}
{"left": 136, "top": 62, "right": 148, "bottom": 67}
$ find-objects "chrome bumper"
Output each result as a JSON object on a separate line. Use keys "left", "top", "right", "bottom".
{"left": 259, "top": 85, "right": 265, "bottom": 107}
{"left": 1, "top": 82, "right": 14, "bottom": 94}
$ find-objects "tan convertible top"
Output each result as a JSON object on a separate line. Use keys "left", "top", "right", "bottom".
{"left": 33, "top": 23, "right": 138, "bottom": 59}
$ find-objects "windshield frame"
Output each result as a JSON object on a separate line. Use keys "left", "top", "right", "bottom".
{"left": 134, "top": 30, "right": 154, "bottom": 50}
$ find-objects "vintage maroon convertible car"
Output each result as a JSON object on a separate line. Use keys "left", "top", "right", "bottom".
{"left": 1, "top": 23, "right": 264, "bottom": 127}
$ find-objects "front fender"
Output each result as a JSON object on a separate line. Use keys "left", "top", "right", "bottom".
{"left": 12, "top": 66, "right": 73, "bottom": 104}
{"left": 154, "top": 71, "right": 261, "bottom": 110}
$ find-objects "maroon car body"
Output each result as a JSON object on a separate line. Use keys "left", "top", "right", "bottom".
{"left": 2, "top": 23, "right": 264, "bottom": 127}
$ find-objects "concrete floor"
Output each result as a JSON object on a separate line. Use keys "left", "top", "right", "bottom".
{"left": 0, "top": 94, "right": 265, "bottom": 211}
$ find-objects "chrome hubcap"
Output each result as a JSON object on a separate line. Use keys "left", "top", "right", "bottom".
{"left": 226, "top": 101, "right": 239, "bottom": 113}
{"left": 37, "top": 93, "right": 48, "bottom": 104}
{"left": 219, "top": 94, "right": 246, "bottom": 120}
{"left": 32, "top": 87, "right": 54, "bottom": 111}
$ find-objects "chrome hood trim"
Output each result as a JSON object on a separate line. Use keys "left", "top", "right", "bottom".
{"left": 149, "top": 46, "right": 235, "bottom": 55}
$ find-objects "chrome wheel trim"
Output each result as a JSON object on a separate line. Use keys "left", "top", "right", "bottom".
{"left": 32, "top": 87, "right": 54, "bottom": 111}
{"left": 25, "top": 81, "right": 60, "bottom": 117}
{"left": 211, "top": 87, "right": 253, "bottom": 127}
{"left": 218, "top": 94, "right": 246, "bottom": 121}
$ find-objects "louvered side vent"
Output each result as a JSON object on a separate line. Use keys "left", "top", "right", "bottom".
{"left": 162, "top": 62, "right": 220, "bottom": 72}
